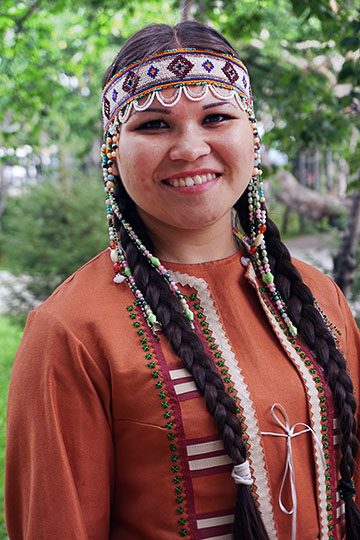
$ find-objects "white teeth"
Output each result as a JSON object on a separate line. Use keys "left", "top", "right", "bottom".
{"left": 166, "top": 173, "right": 218, "bottom": 187}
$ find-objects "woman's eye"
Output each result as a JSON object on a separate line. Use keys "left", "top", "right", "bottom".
{"left": 136, "top": 119, "right": 169, "bottom": 130}
{"left": 203, "top": 113, "right": 234, "bottom": 124}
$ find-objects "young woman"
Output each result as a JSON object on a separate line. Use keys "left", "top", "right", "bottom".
{"left": 6, "top": 21, "right": 360, "bottom": 540}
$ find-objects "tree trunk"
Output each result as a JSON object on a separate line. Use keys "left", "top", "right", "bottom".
{"left": 333, "top": 188, "right": 360, "bottom": 298}
{"left": 180, "top": 0, "right": 195, "bottom": 21}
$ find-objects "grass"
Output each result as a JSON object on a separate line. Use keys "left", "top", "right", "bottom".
{"left": 0, "top": 316, "right": 24, "bottom": 540}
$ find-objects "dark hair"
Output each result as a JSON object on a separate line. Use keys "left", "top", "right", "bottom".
{"left": 104, "top": 21, "right": 360, "bottom": 540}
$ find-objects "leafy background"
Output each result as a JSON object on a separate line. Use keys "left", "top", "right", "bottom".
{"left": 0, "top": 1, "right": 359, "bottom": 537}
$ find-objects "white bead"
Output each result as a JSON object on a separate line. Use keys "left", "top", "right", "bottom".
{"left": 113, "top": 274, "right": 125, "bottom": 284}
{"left": 255, "top": 233, "right": 264, "bottom": 246}
{"left": 110, "top": 249, "right": 119, "bottom": 263}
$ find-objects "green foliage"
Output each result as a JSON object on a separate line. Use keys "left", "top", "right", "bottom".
{"left": 0, "top": 0, "right": 359, "bottom": 305}
{"left": 0, "top": 315, "right": 23, "bottom": 540}
{"left": 1, "top": 175, "right": 107, "bottom": 307}
{"left": 0, "top": 0, "right": 358, "bottom": 161}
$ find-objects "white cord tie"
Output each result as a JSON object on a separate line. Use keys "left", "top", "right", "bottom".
{"left": 231, "top": 460, "right": 253, "bottom": 486}
{"left": 261, "top": 403, "right": 325, "bottom": 540}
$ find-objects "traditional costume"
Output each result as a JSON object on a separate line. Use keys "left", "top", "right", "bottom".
{"left": 6, "top": 47, "right": 360, "bottom": 540}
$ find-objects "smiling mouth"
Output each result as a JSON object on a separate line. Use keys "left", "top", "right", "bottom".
{"left": 163, "top": 172, "right": 220, "bottom": 187}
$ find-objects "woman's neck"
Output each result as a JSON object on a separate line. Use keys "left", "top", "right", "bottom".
{"left": 138, "top": 211, "right": 239, "bottom": 264}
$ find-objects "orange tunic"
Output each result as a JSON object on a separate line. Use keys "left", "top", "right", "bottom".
{"left": 5, "top": 249, "right": 360, "bottom": 540}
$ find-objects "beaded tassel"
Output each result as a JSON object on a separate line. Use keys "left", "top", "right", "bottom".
{"left": 102, "top": 121, "right": 160, "bottom": 333}
{"left": 111, "top": 200, "right": 195, "bottom": 328}
{"left": 242, "top": 99, "right": 298, "bottom": 338}
{"left": 101, "top": 117, "right": 194, "bottom": 331}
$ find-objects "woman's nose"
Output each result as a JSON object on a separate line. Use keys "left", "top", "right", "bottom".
{"left": 168, "top": 125, "right": 211, "bottom": 162}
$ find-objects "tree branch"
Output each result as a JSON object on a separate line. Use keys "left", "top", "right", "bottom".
{"left": 180, "top": 0, "right": 195, "bottom": 21}
{"left": 14, "top": 0, "right": 42, "bottom": 34}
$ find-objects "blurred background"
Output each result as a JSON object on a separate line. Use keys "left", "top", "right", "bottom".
{"left": 0, "top": 0, "right": 359, "bottom": 537}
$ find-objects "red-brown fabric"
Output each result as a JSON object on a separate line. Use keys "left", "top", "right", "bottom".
{"left": 5, "top": 249, "right": 360, "bottom": 539}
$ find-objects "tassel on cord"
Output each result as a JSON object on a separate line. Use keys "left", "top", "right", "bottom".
{"left": 344, "top": 498, "right": 360, "bottom": 540}
{"left": 233, "top": 485, "right": 269, "bottom": 540}
{"left": 339, "top": 479, "right": 360, "bottom": 540}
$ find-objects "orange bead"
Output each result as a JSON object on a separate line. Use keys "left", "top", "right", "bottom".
{"left": 250, "top": 246, "right": 257, "bottom": 255}
{"left": 259, "top": 224, "right": 267, "bottom": 234}
{"left": 110, "top": 241, "right": 116, "bottom": 250}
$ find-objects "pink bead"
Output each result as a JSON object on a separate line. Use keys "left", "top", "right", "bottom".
{"left": 160, "top": 267, "right": 167, "bottom": 275}
{"left": 171, "top": 282, "right": 177, "bottom": 291}
{"left": 144, "top": 250, "right": 150, "bottom": 256}
{"left": 267, "top": 283, "right": 275, "bottom": 292}
{"left": 158, "top": 265, "right": 165, "bottom": 272}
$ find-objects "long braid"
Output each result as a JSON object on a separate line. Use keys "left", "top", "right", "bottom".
{"left": 236, "top": 190, "right": 360, "bottom": 538}
{"left": 114, "top": 180, "right": 270, "bottom": 540}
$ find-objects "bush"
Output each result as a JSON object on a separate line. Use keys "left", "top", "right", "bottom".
{"left": 1, "top": 176, "right": 107, "bottom": 313}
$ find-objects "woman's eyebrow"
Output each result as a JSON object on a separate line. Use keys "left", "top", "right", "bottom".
{"left": 134, "top": 107, "right": 171, "bottom": 115}
{"left": 202, "top": 101, "right": 236, "bottom": 110}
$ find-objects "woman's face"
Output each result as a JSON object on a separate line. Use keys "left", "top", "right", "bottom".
{"left": 115, "top": 89, "right": 254, "bottom": 234}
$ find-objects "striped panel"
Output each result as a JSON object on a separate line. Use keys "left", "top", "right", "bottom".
{"left": 206, "top": 536, "right": 232, "bottom": 540}
{"left": 333, "top": 418, "right": 341, "bottom": 447}
{"left": 186, "top": 436, "right": 233, "bottom": 477}
{"left": 336, "top": 491, "right": 346, "bottom": 519}
{"left": 187, "top": 440, "right": 224, "bottom": 457}
{"left": 168, "top": 367, "right": 201, "bottom": 400}
{"left": 197, "top": 514, "right": 233, "bottom": 529}
{"left": 170, "top": 270, "right": 278, "bottom": 539}
{"left": 196, "top": 510, "right": 234, "bottom": 539}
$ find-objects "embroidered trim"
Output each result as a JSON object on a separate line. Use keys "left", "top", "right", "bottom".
{"left": 313, "top": 299, "right": 343, "bottom": 354}
{"left": 170, "top": 271, "right": 278, "bottom": 539}
{"left": 127, "top": 303, "right": 190, "bottom": 537}
{"left": 252, "top": 271, "right": 338, "bottom": 540}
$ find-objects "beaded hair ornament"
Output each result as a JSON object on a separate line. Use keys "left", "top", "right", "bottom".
{"left": 101, "top": 49, "right": 298, "bottom": 338}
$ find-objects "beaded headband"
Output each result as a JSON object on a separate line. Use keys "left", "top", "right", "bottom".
{"left": 102, "top": 49, "right": 252, "bottom": 134}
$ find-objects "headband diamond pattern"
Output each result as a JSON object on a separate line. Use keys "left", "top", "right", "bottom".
{"left": 101, "top": 49, "right": 251, "bottom": 134}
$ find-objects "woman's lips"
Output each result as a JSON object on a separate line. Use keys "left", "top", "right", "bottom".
{"left": 163, "top": 172, "right": 219, "bottom": 187}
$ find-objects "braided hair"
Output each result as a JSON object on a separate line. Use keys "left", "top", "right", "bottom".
{"left": 104, "top": 21, "right": 360, "bottom": 539}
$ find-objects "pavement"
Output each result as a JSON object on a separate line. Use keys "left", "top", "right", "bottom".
{"left": 284, "top": 233, "right": 334, "bottom": 276}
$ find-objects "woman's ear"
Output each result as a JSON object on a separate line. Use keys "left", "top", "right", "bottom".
{"left": 112, "top": 159, "right": 119, "bottom": 175}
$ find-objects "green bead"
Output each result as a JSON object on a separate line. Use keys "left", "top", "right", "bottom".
{"left": 289, "top": 324, "right": 298, "bottom": 337}
{"left": 150, "top": 256, "right": 160, "bottom": 267}
{"left": 148, "top": 313, "right": 157, "bottom": 324}
{"left": 124, "top": 267, "right": 131, "bottom": 277}
{"left": 185, "top": 308, "right": 194, "bottom": 321}
{"left": 262, "top": 272, "right": 274, "bottom": 284}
